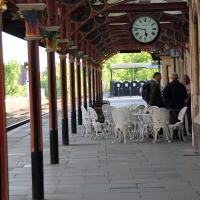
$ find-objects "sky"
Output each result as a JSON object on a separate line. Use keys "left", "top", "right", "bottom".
{"left": 2, "top": 32, "right": 59, "bottom": 71}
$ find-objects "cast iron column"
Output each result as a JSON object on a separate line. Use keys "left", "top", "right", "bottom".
{"left": 47, "top": 52, "right": 59, "bottom": 164}
{"left": 82, "top": 60, "right": 87, "bottom": 109}
{"left": 87, "top": 61, "right": 92, "bottom": 107}
{"left": 95, "top": 67, "right": 99, "bottom": 100}
{"left": 0, "top": 3, "right": 8, "bottom": 199}
{"left": 99, "top": 68, "right": 103, "bottom": 100}
{"left": 69, "top": 51, "right": 77, "bottom": 133}
{"left": 76, "top": 57, "right": 82, "bottom": 125}
{"left": 16, "top": 3, "right": 46, "bottom": 199}
{"left": 28, "top": 40, "right": 44, "bottom": 200}
{"left": 92, "top": 66, "right": 95, "bottom": 102}
{"left": 60, "top": 57, "right": 69, "bottom": 145}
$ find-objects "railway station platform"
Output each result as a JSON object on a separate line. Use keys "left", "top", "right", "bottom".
{"left": 7, "top": 96, "right": 200, "bottom": 200}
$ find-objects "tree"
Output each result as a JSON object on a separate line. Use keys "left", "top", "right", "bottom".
{"left": 4, "top": 60, "right": 26, "bottom": 96}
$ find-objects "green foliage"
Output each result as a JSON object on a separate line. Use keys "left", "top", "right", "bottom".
{"left": 4, "top": 60, "right": 26, "bottom": 96}
{"left": 40, "top": 63, "right": 71, "bottom": 100}
{"left": 102, "top": 52, "right": 158, "bottom": 91}
{"left": 40, "top": 70, "right": 48, "bottom": 98}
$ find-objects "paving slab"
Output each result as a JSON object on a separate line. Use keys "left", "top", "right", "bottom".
{"left": 6, "top": 96, "right": 200, "bottom": 200}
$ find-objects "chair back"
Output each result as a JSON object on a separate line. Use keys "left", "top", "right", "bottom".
{"left": 88, "top": 107, "right": 98, "bottom": 122}
{"left": 119, "top": 107, "right": 132, "bottom": 121}
{"left": 81, "top": 106, "right": 90, "bottom": 122}
{"left": 129, "top": 104, "right": 139, "bottom": 111}
{"left": 178, "top": 106, "right": 187, "bottom": 123}
{"left": 144, "top": 106, "right": 159, "bottom": 123}
{"left": 102, "top": 104, "right": 109, "bottom": 112}
{"left": 152, "top": 108, "right": 169, "bottom": 125}
{"left": 106, "top": 106, "right": 116, "bottom": 123}
{"left": 102, "top": 104, "right": 109, "bottom": 121}
{"left": 134, "top": 105, "right": 145, "bottom": 113}
{"left": 112, "top": 108, "right": 126, "bottom": 125}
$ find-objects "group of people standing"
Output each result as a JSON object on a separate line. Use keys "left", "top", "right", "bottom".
{"left": 147, "top": 72, "right": 191, "bottom": 138}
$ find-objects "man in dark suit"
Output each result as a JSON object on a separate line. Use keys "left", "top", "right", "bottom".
{"left": 147, "top": 72, "right": 163, "bottom": 137}
{"left": 162, "top": 72, "right": 188, "bottom": 139}
{"left": 148, "top": 72, "right": 163, "bottom": 108}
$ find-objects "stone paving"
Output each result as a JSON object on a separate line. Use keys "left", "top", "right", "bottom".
{"left": 7, "top": 96, "right": 200, "bottom": 200}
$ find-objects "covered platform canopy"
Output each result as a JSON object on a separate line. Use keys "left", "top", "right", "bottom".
{"left": 0, "top": 0, "right": 190, "bottom": 200}
{"left": 2, "top": 0, "right": 189, "bottom": 62}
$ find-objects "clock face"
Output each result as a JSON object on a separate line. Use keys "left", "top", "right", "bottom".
{"left": 131, "top": 15, "right": 160, "bottom": 45}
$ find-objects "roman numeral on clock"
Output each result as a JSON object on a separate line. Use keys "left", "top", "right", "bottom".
{"left": 135, "top": 32, "right": 139, "bottom": 36}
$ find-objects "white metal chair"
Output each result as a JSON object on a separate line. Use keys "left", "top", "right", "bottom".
{"left": 81, "top": 106, "right": 91, "bottom": 137}
{"left": 118, "top": 107, "right": 133, "bottom": 139}
{"left": 102, "top": 104, "right": 109, "bottom": 121}
{"left": 88, "top": 107, "right": 106, "bottom": 139}
{"left": 105, "top": 105, "right": 116, "bottom": 137}
{"left": 131, "top": 104, "right": 145, "bottom": 137}
{"left": 129, "top": 104, "right": 139, "bottom": 112}
{"left": 168, "top": 106, "right": 187, "bottom": 141}
{"left": 152, "top": 108, "right": 171, "bottom": 143}
{"left": 112, "top": 108, "right": 130, "bottom": 144}
{"left": 137, "top": 106, "right": 159, "bottom": 143}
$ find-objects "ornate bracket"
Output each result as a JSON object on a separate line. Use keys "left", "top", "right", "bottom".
{"left": 40, "top": 26, "right": 61, "bottom": 52}
{"left": 56, "top": 39, "right": 73, "bottom": 59}
{"left": 16, "top": 3, "right": 46, "bottom": 40}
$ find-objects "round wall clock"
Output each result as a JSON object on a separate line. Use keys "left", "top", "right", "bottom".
{"left": 131, "top": 15, "right": 160, "bottom": 45}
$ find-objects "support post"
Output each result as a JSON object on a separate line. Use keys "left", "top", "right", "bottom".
{"left": 92, "top": 67, "right": 95, "bottom": 102}
{"left": 87, "top": 61, "right": 92, "bottom": 107}
{"left": 76, "top": 56, "right": 82, "bottom": 125}
{"left": 95, "top": 67, "right": 99, "bottom": 100}
{"left": 47, "top": 52, "right": 59, "bottom": 164}
{"left": 174, "top": 57, "right": 176, "bottom": 72}
{"left": 28, "top": 40, "right": 44, "bottom": 200}
{"left": 60, "top": 56, "right": 69, "bottom": 145}
{"left": 69, "top": 51, "right": 77, "bottom": 133}
{"left": 99, "top": 69, "right": 103, "bottom": 100}
{"left": 82, "top": 60, "right": 87, "bottom": 109}
{"left": 0, "top": 2, "right": 8, "bottom": 199}
{"left": 16, "top": 3, "right": 46, "bottom": 199}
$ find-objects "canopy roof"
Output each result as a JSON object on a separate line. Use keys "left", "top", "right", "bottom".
{"left": 110, "top": 62, "right": 159, "bottom": 69}
{"left": 3, "top": 0, "right": 188, "bottom": 62}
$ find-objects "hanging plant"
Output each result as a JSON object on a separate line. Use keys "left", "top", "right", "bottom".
{"left": 82, "top": 55, "right": 90, "bottom": 61}
{"left": 76, "top": 51, "right": 84, "bottom": 58}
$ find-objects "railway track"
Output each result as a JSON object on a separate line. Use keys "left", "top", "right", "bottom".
{"left": 6, "top": 100, "right": 61, "bottom": 132}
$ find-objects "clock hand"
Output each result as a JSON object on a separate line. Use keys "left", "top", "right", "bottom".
{"left": 132, "top": 27, "right": 146, "bottom": 31}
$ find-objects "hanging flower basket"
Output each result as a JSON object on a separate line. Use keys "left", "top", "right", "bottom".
{"left": 76, "top": 51, "right": 84, "bottom": 58}
{"left": 41, "top": 31, "right": 62, "bottom": 52}
{"left": 82, "top": 55, "right": 90, "bottom": 61}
